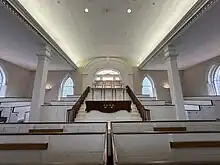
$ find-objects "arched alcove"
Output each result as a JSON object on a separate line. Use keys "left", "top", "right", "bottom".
{"left": 82, "top": 58, "right": 133, "bottom": 89}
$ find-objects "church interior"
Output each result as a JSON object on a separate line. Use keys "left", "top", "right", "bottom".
{"left": 1, "top": 0, "right": 220, "bottom": 164}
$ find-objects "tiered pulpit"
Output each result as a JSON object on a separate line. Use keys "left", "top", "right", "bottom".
{"left": 91, "top": 80, "right": 127, "bottom": 101}
{"left": 84, "top": 80, "right": 136, "bottom": 119}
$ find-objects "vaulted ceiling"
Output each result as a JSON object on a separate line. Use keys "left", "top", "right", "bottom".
{"left": 16, "top": 0, "right": 198, "bottom": 67}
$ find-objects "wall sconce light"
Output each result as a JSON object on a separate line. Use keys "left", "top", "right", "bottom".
{"left": 45, "top": 84, "right": 52, "bottom": 90}
{"left": 162, "top": 82, "right": 170, "bottom": 89}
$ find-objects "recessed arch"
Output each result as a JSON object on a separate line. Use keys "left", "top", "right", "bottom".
{"left": 82, "top": 57, "right": 133, "bottom": 89}
{"left": 59, "top": 75, "right": 74, "bottom": 98}
{"left": 142, "top": 76, "right": 156, "bottom": 97}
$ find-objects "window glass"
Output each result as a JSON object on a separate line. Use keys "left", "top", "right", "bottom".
{"left": 0, "top": 66, "right": 6, "bottom": 97}
{"left": 142, "top": 77, "right": 154, "bottom": 97}
{"left": 61, "top": 77, "right": 74, "bottom": 97}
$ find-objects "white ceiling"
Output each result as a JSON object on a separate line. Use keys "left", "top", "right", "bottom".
{"left": 17, "top": 0, "right": 198, "bottom": 67}
{"left": 143, "top": 1, "right": 220, "bottom": 70}
{"left": 0, "top": 4, "right": 73, "bottom": 71}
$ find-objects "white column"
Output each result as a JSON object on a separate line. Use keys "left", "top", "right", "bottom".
{"left": 164, "top": 45, "right": 186, "bottom": 120}
{"left": 29, "top": 45, "right": 52, "bottom": 121}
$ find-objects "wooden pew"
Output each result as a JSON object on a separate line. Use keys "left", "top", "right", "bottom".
{"left": 0, "top": 143, "right": 48, "bottom": 150}
{"left": 170, "top": 141, "right": 220, "bottom": 148}
{"left": 29, "top": 128, "right": 64, "bottom": 134}
{"left": 154, "top": 127, "right": 187, "bottom": 132}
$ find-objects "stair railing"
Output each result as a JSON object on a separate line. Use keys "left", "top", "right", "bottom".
{"left": 126, "top": 85, "right": 151, "bottom": 121}
{"left": 67, "top": 86, "right": 90, "bottom": 122}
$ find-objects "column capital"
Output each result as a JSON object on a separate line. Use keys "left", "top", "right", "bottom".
{"left": 164, "top": 45, "right": 178, "bottom": 59}
{"left": 37, "top": 45, "right": 52, "bottom": 60}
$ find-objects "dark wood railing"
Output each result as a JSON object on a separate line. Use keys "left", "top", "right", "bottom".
{"left": 67, "top": 86, "right": 90, "bottom": 122}
{"left": 126, "top": 85, "right": 150, "bottom": 121}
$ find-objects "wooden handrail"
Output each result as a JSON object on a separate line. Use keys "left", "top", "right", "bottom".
{"left": 126, "top": 85, "right": 150, "bottom": 121}
{"left": 67, "top": 86, "right": 90, "bottom": 122}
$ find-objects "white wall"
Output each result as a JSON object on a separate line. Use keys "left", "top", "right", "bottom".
{"left": 0, "top": 58, "right": 180, "bottom": 103}
{"left": 0, "top": 59, "right": 33, "bottom": 97}
{"left": 44, "top": 65, "right": 175, "bottom": 103}
{"left": 183, "top": 55, "right": 220, "bottom": 96}
{"left": 43, "top": 70, "right": 82, "bottom": 103}
{"left": 132, "top": 68, "right": 176, "bottom": 101}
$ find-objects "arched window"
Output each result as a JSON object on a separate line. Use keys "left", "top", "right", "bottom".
{"left": 142, "top": 76, "right": 155, "bottom": 97}
{"left": 60, "top": 76, "right": 74, "bottom": 97}
{"left": 0, "top": 66, "right": 6, "bottom": 97}
{"left": 95, "top": 69, "right": 121, "bottom": 81}
{"left": 208, "top": 65, "right": 220, "bottom": 95}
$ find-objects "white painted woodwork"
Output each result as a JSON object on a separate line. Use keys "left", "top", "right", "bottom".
{"left": 112, "top": 121, "right": 220, "bottom": 133}
{"left": 40, "top": 105, "right": 72, "bottom": 122}
{"left": 0, "top": 134, "right": 104, "bottom": 165}
{"left": 114, "top": 133, "right": 220, "bottom": 164}
{"left": 184, "top": 100, "right": 212, "bottom": 105}
{"left": 0, "top": 98, "right": 31, "bottom": 102}
{"left": 184, "top": 104, "right": 200, "bottom": 111}
{"left": 0, "top": 123, "right": 106, "bottom": 133}
{"left": 146, "top": 105, "right": 177, "bottom": 120}
{"left": 184, "top": 96, "right": 220, "bottom": 100}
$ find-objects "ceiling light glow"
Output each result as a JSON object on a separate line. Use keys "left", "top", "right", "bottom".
{"left": 84, "top": 8, "right": 89, "bottom": 13}
{"left": 127, "top": 8, "right": 132, "bottom": 14}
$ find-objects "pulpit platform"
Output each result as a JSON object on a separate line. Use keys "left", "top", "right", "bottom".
{"left": 85, "top": 101, "right": 132, "bottom": 113}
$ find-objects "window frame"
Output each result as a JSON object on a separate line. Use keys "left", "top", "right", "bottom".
{"left": 0, "top": 66, "right": 6, "bottom": 97}
{"left": 60, "top": 76, "right": 74, "bottom": 98}
{"left": 208, "top": 65, "right": 220, "bottom": 95}
{"left": 141, "top": 76, "right": 156, "bottom": 97}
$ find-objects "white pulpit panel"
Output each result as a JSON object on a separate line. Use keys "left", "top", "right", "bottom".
{"left": 90, "top": 88, "right": 127, "bottom": 101}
